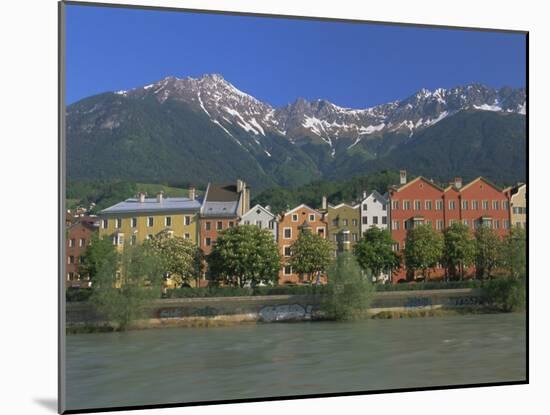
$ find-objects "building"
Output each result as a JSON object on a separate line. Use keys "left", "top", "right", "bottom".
{"left": 277, "top": 204, "right": 327, "bottom": 284}
{"left": 66, "top": 216, "right": 99, "bottom": 288}
{"left": 388, "top": 171, "right": 512, "bottom": 283}
{"left": 240, "top": 204, "right": 277, "bottom": 239}
{"left": 322, "top": 196, "right": 361, "bottom": 254}
{"left": 99, "top": 190, "right": 201, "bottom": 251}
{"left": 199, "top": 180, "right": 250, "bottom": 257}
{"left": 359, "top": 190, "right": 389, "bottom": 234}
{"left": 506, "top": 183, "right": 527, "bottom": 229}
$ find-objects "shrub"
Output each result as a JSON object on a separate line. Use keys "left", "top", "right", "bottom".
{"left": 482, "top": 277, "right": 526, "bottom": 312}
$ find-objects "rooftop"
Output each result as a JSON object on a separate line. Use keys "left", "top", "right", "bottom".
{"left": 100, "top": 197, "right": 202, "bottom": 215}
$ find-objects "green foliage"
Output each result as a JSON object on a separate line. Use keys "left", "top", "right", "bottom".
{"left": 322, "top": 253, "right": 374, "bottom": 320}
{"left": 482, "top": 277, "right": 526, "bottom": 312}
{"left": 353, "top": 227, "right": 400, "bottom": 281}
{"left": 442, "top": 222, "right": 476, "bottom": 280}
{"left": 207, "top": 225, "right": 281, "bottom": 287}
{"left": 147, "top": 232, "right": 199, "bottom": 286}
{"left": 79, "top": 234, "right": 118, "bottom": 280}
{"left": 404, "top": 224, "right": 444, "bottom": 280}
{"left": 65, "top": 287, "right": 93, "bottom": 302}
{"left": 289, "top": 230, "right": 333, "bottom": 282}
{"left": 89, "top": 244, "right": 164, "bottom": 330}
{"left": 474, "top": 226, "right": 502, "bottom": 279}
{"left": 500, "top": 228, "right": 527, "bottom": 279}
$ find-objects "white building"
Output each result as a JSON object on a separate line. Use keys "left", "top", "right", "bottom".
{"left": 239, "top": 204, "right": 277, "bottom": 240}
{"left": 360, "top": 190, "right": 389, "bottom": 234}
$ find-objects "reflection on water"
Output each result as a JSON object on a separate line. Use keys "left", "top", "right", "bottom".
{"left": 66, "top": 313, "right": 526, "bottom": 410}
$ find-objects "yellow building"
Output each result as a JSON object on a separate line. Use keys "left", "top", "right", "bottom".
{"left": 508, "top": 183, "right": 527, "bottom": 229}
{"left": 99, "top": 191, "right": 201, "bottom": 251}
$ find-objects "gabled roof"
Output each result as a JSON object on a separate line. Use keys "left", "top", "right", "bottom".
{"left": 361, "top": 190, "right": 389, "bottom": 203}
{"left": 242, "top": 204, "right": 275, "bottom": 219}
{"left": 459, "top": 176, "right": 503, "bottom": 193}
{"left": 393, "top": 176, "right": 445, "bottom": 193}
{"left": 283, "top": 203, "right": 323, "bottom": 217}
{"left": 328, "top": 202, "right": 360, "bottom": 210}
{"left": 100, "top": 197, "right": 202, "bottom": 215}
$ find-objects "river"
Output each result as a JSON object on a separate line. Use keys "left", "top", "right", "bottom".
{"left": 65, "top": 313, "right": 526, "bottom": 411}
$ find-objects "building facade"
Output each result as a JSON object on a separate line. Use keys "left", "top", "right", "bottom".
{"left": 507, "top": 183, "right": 527, "bottom": 229}
{"left": 66, "top": 216, "right": 99, "bottom": 288}
{"left": 277, "top": 204, "right": 327, "bottom": 284}
{"left": 99, "top": 191, "right": 201, "bottom": 251}
{"left": 240, "top": 204, "right": 277, "bottom": 239}
{"left": 360, "top": 190, "right": 389, "bottom": 234}
{"left": 325, "top": 201, "right": 361, "bottom": 254}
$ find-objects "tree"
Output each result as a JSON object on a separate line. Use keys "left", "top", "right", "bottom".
{"left": 403, "top": 224, "right": 444, "bottom": 280}
{"left": 289, "top": 229, "right": 333, "bottom": 283}
{"left": 147, "top": 231, "right": 198, "bottom": 287}
{"left": 500, "top": 227, "right": 526, "bottom": 279}
{"left": 79, "top": 234, "right": 118, "bottom": 282}
{"left": 353, "top": 227, "right": 400, "bottom": 282}
{"left": 474, "top": 226, "right": 501, "bottom": 279}
{"left": 90, "top": 243, "right": 163, "bottom": 330}
{"left": 322, "top": 252, "right": 374, "bottom": 320}
{"left": 207, "top": 225, "right": 281, "bottom": 287}
{"left": 442, "top": 222, "right": 475, "bottom": 280}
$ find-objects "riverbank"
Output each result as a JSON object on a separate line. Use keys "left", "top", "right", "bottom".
{"left": 66, "top": 288, "right": 502, "bottom": 333}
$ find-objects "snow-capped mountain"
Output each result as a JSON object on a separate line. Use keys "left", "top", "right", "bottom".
{"left": 113, "top": 74, "right": 526, "bottom": 155}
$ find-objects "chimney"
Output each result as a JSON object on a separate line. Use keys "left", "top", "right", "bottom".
{"left": 399, "top": 170, "right": 407, "bottom": 185}
{"left": 322, "top": 195, "right": 327, "bottom": 210}
{"left": 138, "top": 192, "right": 146, "bottom": 203}
{"left": 156, "top": 191, "right": 164, "bottom": 203}
{"left": 454, "top": 177, "right": 463, "bottom": 189}
{"left": 265, "top": 205, "right": 271, "bottom": 212}
{"left": 189, "top": 187, "right": 196, "bottom": 200}
{"left": 236, "top": 179, "right": 244, "bottom": 193}
{"left": 362, "top": 191, "right": 367, "bottom": 200}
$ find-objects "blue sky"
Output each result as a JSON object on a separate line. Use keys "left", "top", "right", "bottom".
{"left": 66, "top": 4, "right": 526, "bottom": 108}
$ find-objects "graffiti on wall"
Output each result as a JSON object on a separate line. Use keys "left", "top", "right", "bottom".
{"left": 258, "top": 304, "right": 315, "bottom": 322}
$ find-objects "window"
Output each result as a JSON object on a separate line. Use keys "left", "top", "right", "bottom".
{"left": 425, "top": 200, "right": 432, "bottom": 210}
{"left": 309, "top": 214, "right": 315, "bottom": 222}
{"left": 362, "top": 216, "right": 368, "bottom": 225}
{"left": 352, "top": 233, "right": 358, "bottom": 242}
{"left": 426, "top": 220, "right": 432, "bottom": 227}
{"left": 283, "top": 227, "right": 292, "bottom": 239}
{"left": 217, "top": 221, "right": 223, "bottom": 230}
{"left": 131, "top": 217, "right": 137, "bottom": 228}
{"left": 333, "top": 234, "right": 338, "bottom": 242}
{"left": 131, "top": 234, "right": 137, "bottom": 245}
{"left": 494, "top": 220, "right": 500, "bottom": 229}
{"left": 165, "top": 216, "right": 172, "bottom": 227}
{"left": 503, "top": 200, "right": 510, "bottom": 210}
{"left": 68, "top": 239, "right": 75, "bottom": 247}
{"left": 463, "top": 219, "right": 469, "bottom": 226}
{"left": 268, "top": 221, "right": 274, "bottom": 229}
{"left": 482, "top": 200, "right": 489, "bottom": 210}
{"left": 449, "top": 200, "right": 456, "bottom": 210}
{"left": 393, "top": 243, "right": 400, "bottom": 252}
{"left": 352, "top": 219, "right": 358, "bottom": 226}
{"left": 115, "top": 218, "right": 122, "bottom": 228}
{"left": 436, "top": 220, "right": 444, "bottom": 230}
{"left": 118, "top": 234, "right": 124, "bottom": 245}
{"left": 317, "top": 227, "right": 325, "bottom": 237}
{"left": 403, "top": 200, "right": 410, "bottom": 210}
{"left": 493, "top": 200, "right": 499, "bottom": 210}
{"left": 205, "top": 222, "right": 211, "bottom": 231}
{"left": 504, "top": 220, "right": 510, "bottom": 229}
{"left": 462, "top": 200, "right": 468, "bottom": 210}
{"left": 363, "top": 204, "right": 368, "bottom": 211}
{"left": 292, "top": 214, "right": 298, "bottom": 222}
{"left": 184, "top": 216, "right": 191, "bottom": 226}
{"left": 79, "top": 256, "right": 84, "bottom": 264}
{"left": 343, "top": 219, "right": 348, "bottom": 226}
{"left": 256, "top": 220, "right": 262, "bottom": 228}
{"left": 147, "top": 234, "right": 153, "bottom": 240}
{"left": 436, "top": 200, "right": 443, "bottom": 210}
{"left": 414, "top": 200, "right": 421, "bottom": 210}
{"left": 392, "top": 220, "right": 400, "bottom": 230}
{"left": 373, "top": 216, "right": 379, "bottom": 225}
{"left": 67, "top": 272, "right": 72, "bottom": 281}
{"left": 229, "top": 221, "right": 234, "bottom": 227}
{"left": 472, "top": 200, "right": 479, "bottom": 210}
{"left": 404, "top": 220, "right": 412, "bottom": 230}
{"left": 284, "top": 246, "right": 291, "bottom": 257}
{"left": 68, "top": 256, "right": 74, "bottom": 264}
{"left": 79, "top": 238, "right": 85, "bottom": 247}
{"left": 147, "top": 217, "right": 154, "bottom": 227}
{"left": 244, "top": 220, "right": 250, "bottom": 225}
{"left": 102, "top": 219, "right": 108, "bottom": 229}
{"left": 382, "top": 216, "right": 387, "bottom": 225}
{"left": 332, "top": 218, "right": 339, "bottom": 226}
{"left": 382, "top": 204, "right": 387, "bottom": 211}
{"left": 184, "top": 233, "right": 190, "bottom": 239}
{"left": 205, "top": 237, "right": 211, "bottom": 246}
{"left": 392, "top": 200, "right": 399, "bottom": 210}
{"left": 449, "top": 219, "right": 456, "bottom": 226}
{"left": 284, "top": 266, "right": 292, "bottom": 275}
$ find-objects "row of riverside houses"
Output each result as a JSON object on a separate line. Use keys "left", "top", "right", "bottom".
{"left": 66, "top": 174, "right": 527, "bottom": 288}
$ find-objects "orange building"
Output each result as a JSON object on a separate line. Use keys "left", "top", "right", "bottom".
{"left": 66, "top": 216, "right": 99, "bottom": 288}
{"left": 277, "top": 204, "right": 327, "bottom": 284}
{"left": 388, "top": 172, "right": 511, "bottom": 283}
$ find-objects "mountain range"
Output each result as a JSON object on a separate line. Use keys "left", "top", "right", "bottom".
{"left": 66, "top": 73, "right": 526, "bottom": 192}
